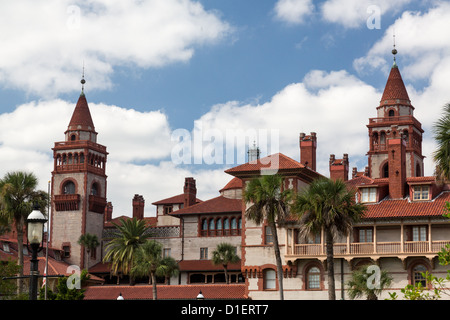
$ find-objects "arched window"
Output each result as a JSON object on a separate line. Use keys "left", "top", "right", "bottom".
{"left": 380, "top": 131, "right": 386, "bottom": 145}
{"left": 416, "top": 163, "right": 422, "bottom": 177}
{"left": 91, "top": 182, "right": 99, "bottom": 196}
{"left": 403, "top": 129, "right": 409, "bottom": 144}
{"left": 216, "top": 219, "right": 223, "bottom": 236}
{"left": 80, "top": 153, "right": 85, "bottom": 164}
{"left": 372, "top": 132, "right": 379, "bottom": 149}
{"left": 307, "top": 267, "right": 321, "bottom": 289}
{"left": 63, "top": 181, "right": 76, "bottom": 194}
{"left": 209, "top": 219, "right": 215, "bottom": 236}
{"left": 263, "top": 269, "right": 276, "bottom": 290}
{"left": 224, "top": 218, "right": 230, "bottom": 236}
{"left": 413, "top": 264, "right": 427, "bottom": 287}
{"left": 71, "top": 134, "right": 76, "bottom": 141}
{"left": 201, "top": 219, "right": 207, "bottom": 236}
{"left": 382, "top": 163, "right": 389, "bottom": 178}
{"left": 388, "top": 109, "right": 395, "bottom": 117}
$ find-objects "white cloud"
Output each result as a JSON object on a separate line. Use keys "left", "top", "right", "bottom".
{"left": 274, "top": 0, "right": 314, "bottom": 24}
{"left": 0, "top": 0, "right": 231, "bottom": 97}
{"left": 193, "top": 69, "right": 380, "bottom": 178}
{"left": 321, "top": 0, "right": 412, "bottom": 28}
{"left": 0, "top": 96, "right": 232, "bottom": 218}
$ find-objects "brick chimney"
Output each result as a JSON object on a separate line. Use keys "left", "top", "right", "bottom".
{"left": 299, "top": 132, "right": 317, "bottom": 171}
{"left": 388, "top": 126, "right": 406, "bottom": 199}
{"left": 329, "top": 153, "right": 349, "bottom": 181}
{"left": 132, "top": 194, "right": 145, "bottom": 220}
{"left": 104, "top": 202, "right": 113, "bottom": 223}
{"left": 184, "top": 177, "right": 197, "bottom": 208}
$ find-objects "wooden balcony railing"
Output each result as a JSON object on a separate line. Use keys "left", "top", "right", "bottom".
{"left": 54, "top": 194, "right": 80, "bottom": 211}
{"left": 286, "top": 240, "right": 450, "bottom": 258}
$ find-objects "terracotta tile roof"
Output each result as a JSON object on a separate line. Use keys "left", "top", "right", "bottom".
{"left": 152, "top": 194, "right": 202, "bottom": 205}
{"left": 363, "top": 191, "right": 450, "bottom": 219}
{"left": 83, "top": 284, "right": 247, "bottom": 300}
{"left": 178, "top": 259, "right": 241, "bottom": 272}
{"left": 104, "top": 215, "right": 157, "bottom": 228}
{"left": 66, "top": 93, "right": 96, "bottom": 133}
{"left": 170, "top": 196, "right": 242, "bottom": 216}
{"left": 219, "top": 177, "right": 243, "bottom": 192}
{"left": 225, "top": 153, "right": 321, "bottom": 177}
{"left": 380, "top": 65, "right": 411, "bottom": 105}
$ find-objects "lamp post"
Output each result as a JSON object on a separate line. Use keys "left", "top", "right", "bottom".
{"left": 27, "top": 204, "right": 47, "bottom": 300}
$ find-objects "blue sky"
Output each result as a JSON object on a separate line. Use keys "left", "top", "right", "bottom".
{"left": 0, "top": 0, "right": 449, "bottom": 217}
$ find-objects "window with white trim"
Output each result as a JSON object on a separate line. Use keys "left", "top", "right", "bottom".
{"left": 263, "top": 269, "right": 276, "bottom": 289}
{"left": 413, "top": 185, "right": 429, "bottom": 201}
{"left": 361, "top": 187, "right": 377, "bottom": 203}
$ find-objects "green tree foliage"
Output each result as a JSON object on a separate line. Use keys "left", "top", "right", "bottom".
{"left": 0, "top": 171, "right": 48, "bottom": 294}
{"left": 212, "top": 242, "right": 240, "bottom": 284}
{"left": 103, "top": 217, "right": 151, "bottom": 283}
{"left": 292, "top": 178, "right": 366, "bottom": 300}
{"left": 0, "top": 259, "right": 22, "bottom": 299}
{"left": 39, "top": 270, "right": 89, "bottom": 300}
{"left": 346, "top": 264, "right": 393, "bottom": 300}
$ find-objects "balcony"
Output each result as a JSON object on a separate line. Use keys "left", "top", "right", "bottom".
{"left": 89, "top": 195, "right": 107, "bottom": 213}
{"left": 285, "top": 240, "right": 450, "bottom": 262}
{"left": 54, "top": 194, "right": 80, "bottom": 211}
{"left": 285, "top": 223, "right": 450, "bottom": 264}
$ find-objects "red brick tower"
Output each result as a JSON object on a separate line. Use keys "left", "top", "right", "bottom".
{"left": 50, "top": 76, "right": 108, "bottom": 269}
{"left": 366, "top": 48, "right": 424, "bottom": 180}
{"left": 299, "top": 132, "right": 317, "bottom": 171}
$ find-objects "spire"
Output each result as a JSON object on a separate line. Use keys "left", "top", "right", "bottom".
{"left": 81, "top": 63, "right": 86, "bottom": 95}
{"left": 66, "top": 73, "right": 96, "bottom": 134}
{"left": 392, "top": 32, "right": 398, "bottom": 67}
{"left": 380, "top": 44, "right": 410, "bottom": 106}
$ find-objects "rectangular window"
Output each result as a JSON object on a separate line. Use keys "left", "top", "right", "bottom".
{"left": 163, "top": 248, "right": 171, "bottom": 258}
{"left": 412, "top": 226, "right": 427, "bottom": 241}
{"left": 413, "top": 186, "right": 429, "bottom": 201}
{"left": 200, "top": 247, "right": 208, "bottom": 260}
{"left": 264, "top": 269, "right": 276, "bottom": 289}
{"left": 358, "top": 228, "right": 373, "bottom": 243}
{"left": 361, "top": 187, "right": 377, "bottom": 203}
{"left": 164, "top": 205, "right": 173, "bottom": 215}
{"left": 265, "top": 226, "right": 273, "bottom": 244}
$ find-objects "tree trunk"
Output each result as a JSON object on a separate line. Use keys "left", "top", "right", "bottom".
{"left": 223, "top": 264, "right": 229, "bottom": 284}
{"left": 270, "top": 220, "right": 284, "bottom": 300}
{"left": 325, "top": 229, "right": 336, "bottom": 300}
{"left": 151, "top": 272, "right": 157, "bottom": 300}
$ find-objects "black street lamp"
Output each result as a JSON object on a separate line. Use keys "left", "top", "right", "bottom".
{"left": 27, "top": 204, "right": 47, "bottom": 300}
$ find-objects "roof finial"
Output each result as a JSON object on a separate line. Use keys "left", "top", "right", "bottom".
{"left": 81, "top": 61, "right": 86, "bottom": 94}
{"left": 392, "top": 30, "right": 398, "bottom": 67}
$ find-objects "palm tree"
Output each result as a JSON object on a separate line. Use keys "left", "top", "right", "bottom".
{"left": 212, "top": 242, "right": 240, "bottom": 284}
{"left": 131, "top": 240, "right": 166, "bottom": 300}
{"left": 433, "top": 103, "right": 450, "bottom": 181}
{"left": 292, "top": 177, "right": 366, "bottom": 300}
{"left": 102, "top": 217, "right": 151, "bottom": 285}
{"left": 346, "top": 264, "right": 393, "bottom": 300}
{"left": 77, "top": 233, "right": 100, "bottom": 271}
{"left": 244, "top": 174, "right": 292, "bottom": 300}
{"left": 0, "top": 171, "right": 48, "bottom": 294}
{"left": 158, "top": 256, "right": 180, "bottom": 285}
